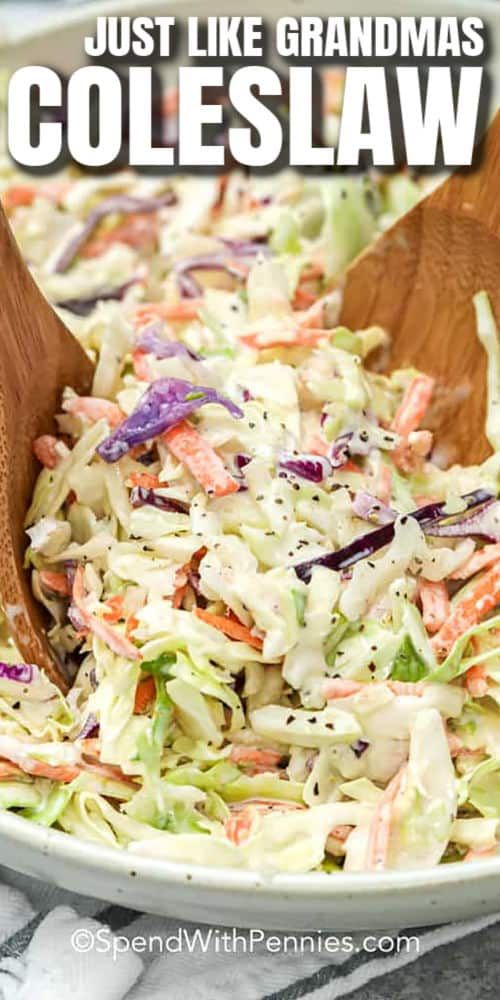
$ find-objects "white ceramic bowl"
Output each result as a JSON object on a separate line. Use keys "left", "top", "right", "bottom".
{"left": 1, "top": 0, "right": 500, "bottom": 930}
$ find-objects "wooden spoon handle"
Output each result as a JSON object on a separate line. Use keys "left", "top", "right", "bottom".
{"left": 0, "top": 204, "right": 93, "bottom": 689}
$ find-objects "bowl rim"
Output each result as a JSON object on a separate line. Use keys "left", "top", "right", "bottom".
{"left": 1, "top": 806, "right": 500, "bottom": 897}
{"left": 2, "top": 0, "right": 500, "bottom": 899}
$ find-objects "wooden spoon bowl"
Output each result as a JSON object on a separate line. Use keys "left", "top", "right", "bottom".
{"left": 0, "top": 205, "right": 93, "bottom": 690}
{"left": 341, "top": 111, "right": 500, "bottom": 467}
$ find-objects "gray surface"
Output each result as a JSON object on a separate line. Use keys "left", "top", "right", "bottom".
{"left": 351, "top": 921, "right": 499, "bottom": 1000}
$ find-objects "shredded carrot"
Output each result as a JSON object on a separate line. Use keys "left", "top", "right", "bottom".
{"left": 2, "top": 185, "right": 37, "bottom": 210}
{"left": 63, "top": 397, "right": 124, "bottom": 427}
{"left": 33, "top": 434, "right": 61, "bottom": 469}
{"left": 419, "top": 580, "right": 451, "bottom": 635}
{"left": 194, "top": 607, "right": 263, "bottom": 649}
{"left": 292, "top": 285, "right": 317, "bottom": 310}
{"left": 133, "top": 675, "right": 156, "bottom": 714}
{"left": 225, "top": 807, "right": 258, "bottom": 845}
{"left": 2, "top": 181, "right": 71, "bottom": 212}
{"left": 102, "top": 594, "right": 125, "bottom": 624}
{"left": 431, "top": 563, "right": 500, "bottom": 659}
{"left": 73, "top": 566, "right": 141, "bottom": 661}
{"left": 131, "top": 348, "right": 154, "bottom": 381}
{"left": 450, "top": 544, "right": 500, "bottom": 581}
{"left": 464, "top": 664, "right": 489, "bottom": 698}
{"left": 6, "top": 756, "right": 80, "bottom": 783}
{"left": 172, "top": 583, "right": 188, "bottom": 609}
{"left": 133, "top": 301, "right": 202, "bottom": 328}
{"left": 324, "top": 679, "right": 426, "bottom": 699}
{"left": 39, "top": 570, "right": 71, "bottom": 597}
{"left": 464, "top": 846, "right": 497, "bottom": 862}
{"left": 229, "top": 746, "right": 283, "bottom": 772}
{"left": 125, "top": 614, "right": 139, "bottom": 639}
{"left": 127, "top": 472, "right": 162, "bottom": 490}
{"left": 225, "top": 800, "right": 300, "bottom": 845}
{"left": 0, "top": 759, "right": 24, "bottom": 779}
{"left": 79, "top": 757, "right": 138, "bottom": 787}
{"left": 81, "top": 213, "right": 158, "bottom": 259}
{"left": 375, "top": 463, "right": 392, "bottom": 505}
{"left": 240, "top": 327, "right": 330, "bottom": 350}
{"left": 391, "top": 374, "right": 435, "bottom": 438}
{"left": 365, "top": 765, "right": 407, "bottom": 870}
{"left": 164, "top": 421, "right": 239, "bottom": 498}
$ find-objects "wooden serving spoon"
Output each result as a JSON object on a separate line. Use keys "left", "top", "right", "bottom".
{"left": 0, "top": 205, "right": 93, "bottom": 691}
{"left": 341, "top": 110, "right": 500, "bottom": 468}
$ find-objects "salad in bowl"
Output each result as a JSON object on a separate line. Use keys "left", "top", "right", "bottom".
{"left": 0, "top": 82, "right": 500, "bottom": 875}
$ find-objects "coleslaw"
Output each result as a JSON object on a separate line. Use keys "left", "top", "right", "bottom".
{"left": 1, "top": 84, "right": 500, "bottom": 874}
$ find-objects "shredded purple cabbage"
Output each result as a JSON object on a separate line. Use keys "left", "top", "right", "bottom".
{"left": 56, "top": 278, "right": 138, "bottom": 317}
{"left": 294, "top": 489, "right": 494, "bottom": 582}
{"left": 329, "top": 428, "right": 379, "bottom": 467}
{"left": 235, "top": 454, "right": 251, "bottom": 470}
{"left": 98, "top": 377, "right": 243, "bottom": 463}
{"left": 329, "top": 433, "right": 353, "bottom": 468}
{"left": 68, "top": 605, "right": 88, "bottom": 634}
{"left": 352, "top": 491, "right": 500, "bottom": 541}
{"left": 279, "top": 453, "right": 332, "bottom": 484}
{"left": 424, "top": 499, "right": 500, "bottom": 543}
{"left": 136, "top": 322, "right": 200, "bottom": 361}
{"left": 351, "top": 738, "right": 370, "bottom": 758}
{"left": 352, "top": 491, "right": 397, "bottom": 525}
{"left": 220, "top": 237, "right": 269, "bottom": 257}
{"left": 77, "top": 714, "right": 100, "bottom": 740}
{"left": 0, "top": 663, "right": 35, "bottom": 684}
{"left": 174, "top": 255, "right": 246, "bottom": 300}
{"left": 130, "top": 486, "right": 189, "bottom": 514}
{"left": 177, "top": 270, "right": 202, "bottom": 299}
{"left": 53, "top": 191, "right": 177, "bottom": 273}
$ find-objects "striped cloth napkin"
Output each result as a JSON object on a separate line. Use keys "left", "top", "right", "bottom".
{"left": 0, "top": 865, "right": 496, "bottom": 1000}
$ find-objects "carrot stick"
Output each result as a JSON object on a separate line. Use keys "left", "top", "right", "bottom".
{"left": 33, "top": 434, "right": 61, "bottom": 469}
{"left": 127, "top": 472, "right": 162, "bottom": 490}
{"left": 194, "top": 608, "right": 263, "bottom": 649}
{"left": 81, "top": 214, "right": 157, "bottom": 259}
{"left": 229, "top": 746, "right": 283, "bottom": 771}
{"left": 133, "top": 301, "right": 202, "bottom": 327}
{"left": 0, "top": 759, "right": 24, "bottom": 779}
{"left": 419, "top": 580, "right": 451, "bottom": 634}
{"left": 431, "top": 563, "right": 500, "bottom": 659}
{"left": 0, "top": 754, "right": 79, "bottom": 783}
{"left": 133, "top": 675, "right": 156, "bottom": 714}
{"left": 39, "top": 571, "right": 72, "bottom": 597}
{"left": 450, "top": 544, "right": 500, "bottom": 581}
{"left": 102, "top": 595, "right": 125, "bottom": 623}
{"left": 163, "top": 421, "right": 239, "bottom": 498}
{"left": 63, "top": 397, "right": 124, "bottom": 427}
{"left": 3, "top": 181, "right": 72, "bottom": 211}
{"left": 391, "top": 374, "right": 435, "bottom": 437}
{"left": 240, "top": 327, "right": 330, "bottom": 350}
{"left": 365, "top": 765, "right": 407, "bottom": 870}
{"left": 73, "top": 567, "right": 141, "bottom": 661}
{"left": 464, "top": 664, "right": 489, "bottom": 698}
